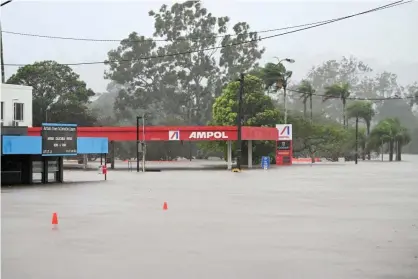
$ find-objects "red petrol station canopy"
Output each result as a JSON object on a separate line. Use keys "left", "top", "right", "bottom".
{"left": 27, "top": 126, "right": 278, "bottom": 141}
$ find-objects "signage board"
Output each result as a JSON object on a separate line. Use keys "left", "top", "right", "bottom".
{"left": 189, "top": 131, "right": 229, "bottom": 140}
{"left": 41, "top": 123, "right": 77, "bottom": 156}
{"left": 276, "top": 124, "right": 292, "bottom": 140}
{"left": 277, "top": 140, "right": 291, "bottom": 150}
{"left": 168, "top": 131, "right": 180, "bottom": 141}
{"left": 261, "top": 156, "right": 270, "bottom": 169}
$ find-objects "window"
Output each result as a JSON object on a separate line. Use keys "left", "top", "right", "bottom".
{"left": 1, "top": 101, "right": 4, "bottom": 121}
{"left": 14, "top": 103, "right": 24, "bottom": 121}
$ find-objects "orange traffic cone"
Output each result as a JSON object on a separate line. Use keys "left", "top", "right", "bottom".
{"left": 52, "top": 212, "right": 58, "bottom": 225}
{"left": 163, "top": 202, "right": 168, "bottom": 210}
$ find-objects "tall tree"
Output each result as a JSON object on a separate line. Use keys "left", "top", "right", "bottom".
{"left": 7, "top": 60, "right": 96, "bottom": 126}
{"left": 346, "top": 100, "right": 375, "bottom": 159}
{"left": 305, "top": 56, "right": 372, "bottom": 122}
{"left": 210, "top": 75, "right": 281, "bottom": 164}
{"left": 298, "top": 80, "right": 315, "bottom": 119}
{"left": 323, "top": 82, "right": 351, "bottom": 127}
{"left": 105, "top": 1, "right": 264, "bottom": 126}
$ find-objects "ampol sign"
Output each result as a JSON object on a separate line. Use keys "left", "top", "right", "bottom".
{"left": 189, "top": 131, "right": 229, "bottom": 140}
{"left": 276, "top": 124, "right": 292, "bottom": 140}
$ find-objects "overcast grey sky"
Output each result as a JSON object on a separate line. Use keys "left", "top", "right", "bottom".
{"left": 2, "top": 0, "right": 417, "bottom": 92}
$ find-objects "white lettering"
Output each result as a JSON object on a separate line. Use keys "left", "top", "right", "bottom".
{"left": 189, "top": 131, "right": 229, "bottom": 139}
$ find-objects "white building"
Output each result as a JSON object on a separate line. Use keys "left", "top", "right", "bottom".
{"left": 0, "top": 83, "right": 33, "bottom": 127}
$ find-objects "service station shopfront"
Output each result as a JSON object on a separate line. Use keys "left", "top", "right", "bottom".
{"left": 1, "top": 124, "right": 108, "bottom": 185}
{"left": 26, "top": 124, "right": 294, "bottom": 168}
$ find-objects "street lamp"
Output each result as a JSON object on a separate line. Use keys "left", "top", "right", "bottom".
{"left": 0, "top": 0, "right": 13, "bottom": 83}
{"left": 275, "top": 57, "right": 295, "bottom": 124}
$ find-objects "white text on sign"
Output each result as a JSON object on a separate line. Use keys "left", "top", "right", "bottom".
{"left": 189, "top": 131, "right": 229, "bottom": 139}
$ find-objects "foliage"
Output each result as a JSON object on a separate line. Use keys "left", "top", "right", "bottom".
{"left": 297, "top": 80, "right": 315, "bottom": 119}
{"left": 346, "top": 100, "right": 375, "bottom": 159}
{"left": 7, "top": 60, "right": 96, "bottom": 126}
{"left": 105, "top": 1, "right": 264, "bottom": 126}
{"left": 212, "top": 75, "right": 281, "bottom": 126}
{"left": 261, "top": 62, "right": 289, "bottom": 92}
{"left": 368, "top": 118, "right": 411, "bottom": 161}
{"left": 323, "top": 82, "right": 351, "bottom": 127}
{"left": 207, "top": 75, "right": 281, "bottom": 164}
{"left": 346, "top": 100, "right": 375, "bottom": 125}
{"left": 291, "top": 115, "right": 351, "bottom": 160}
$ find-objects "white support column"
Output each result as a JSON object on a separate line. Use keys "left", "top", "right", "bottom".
{"left": 227, "top": 141, "right": 232, "bottom": 170}
{"left": 248, "top": 140, "right": 253, "bottom": 169}
{"left": 83, "top": 154, "right": 88, "bottom": 170}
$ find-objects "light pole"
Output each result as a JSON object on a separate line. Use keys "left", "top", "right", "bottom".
{"left": 275, "top": 57, "right": 295, "bottom": 124}
{"left": 1, "top": 0, "right": 13, "bottom": 83}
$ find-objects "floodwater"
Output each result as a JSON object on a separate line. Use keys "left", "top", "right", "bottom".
{"left": 2, "top": 156, "right": 418, "bottom": 279}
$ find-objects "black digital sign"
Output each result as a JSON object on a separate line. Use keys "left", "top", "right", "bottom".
{"left": 42, "top": 123, "right": 77, "bottom": 156}
{"left": 277, "top": 140, "right": 291, "bottom": 150}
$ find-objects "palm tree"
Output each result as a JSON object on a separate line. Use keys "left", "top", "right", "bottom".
{"left": 346, "top": 100, "right": 375, "bottom": 159}
{"left": 395, "top": 126, "right": 411, "bottom": 161}
{"left": 323, "top": 82, "right": 351, "bottom": 128}
{"left": 262, "top": 62, "right": 287, "bottom": 93}
{"left": 368, "top": 118, "right": 410, "bottom": 161}
{"left": 261, "top": 60, "right": 294, "bottom": 123}
{"left": 298, "top": 80, "right": 315, "bottom": 120}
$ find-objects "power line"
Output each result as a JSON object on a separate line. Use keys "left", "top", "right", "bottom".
{"left": 4, "top": 0, "right": 410, "bottom": 67}
{"left": 1, "top": 19, "right": 334, "bottom": 43}
{"left": 287, "top": 88, "right": 416, "bottom": 101}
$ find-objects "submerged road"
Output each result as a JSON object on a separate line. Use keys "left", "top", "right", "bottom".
{"left": 2, "top": 156, "right": 418, "bottom": 278}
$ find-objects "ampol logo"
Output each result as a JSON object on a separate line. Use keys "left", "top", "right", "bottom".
{"left": 189, "top": 131, "right": 229, "bottom": 139}
{"left": 276, "top": 124, "right": 292, "bottom": 140}
{"left": 168, "top": 131, "right": 180, "bottom": 141}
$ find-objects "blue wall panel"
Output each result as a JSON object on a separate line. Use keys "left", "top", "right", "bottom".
{"left": 2, "top": 136, "right": 42, "bottom": 155}
{"left": 2, "top": 136, "right": 108, "bottom": 155}
{"left": 77, "top": 137, "right": 108, "bottom": 154}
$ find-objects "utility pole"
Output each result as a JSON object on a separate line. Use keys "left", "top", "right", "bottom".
{"left": 381, "top": 139, "right": 384, "bottom": 161}
{"left": 1, "top": 0, "right": 13, "bottom": 83}
{"left": 136, "top": 116, "right": 140, "bottom": 172}
{"left": 236, "top": 73, "right": 245, "bottom": 171}
{"left": 355, "top": 115, "right": 359, "bottom": 165}
{"left": 141, "top": 113, "right": 146, "bottom": 172}
{"left": 1, "top": 22, "right": 5, "bottom": 83}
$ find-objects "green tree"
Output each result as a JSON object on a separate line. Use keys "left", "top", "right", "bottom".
{"left": 210, "top": 75, "right": 281, "bottom": 164}
{"left": 323, "top": 82, "right": 351, "bottom": 127}
{"left": 395, "top": 126, "right": 411, "bottom": 161}
{"left": 298, "top": 80, "right": 315, "bottom": 119}
{"left": 346, "top": 100, "right": 375, "bottom": 159}
{"left": 7, "top": 60, "right": 96, "bottom": 126}
{"left": 291, "top": 116, "right": 350, "bottom": 162}
{"left": 368, "top": 118, "right": 410, "bottom": 161}
{"left": 262, "top": 62, "right": 287, "bottom": 92}
{"left": 105, "top": 1, "right": 264, "bottom": 126}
